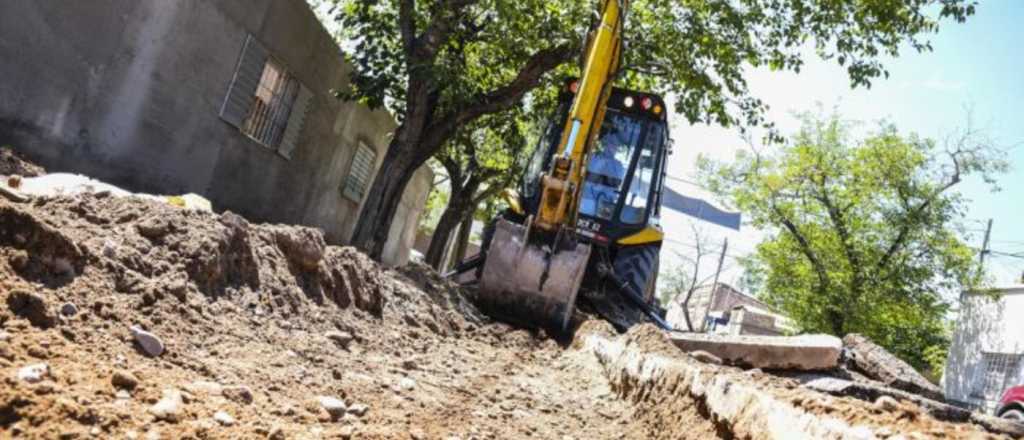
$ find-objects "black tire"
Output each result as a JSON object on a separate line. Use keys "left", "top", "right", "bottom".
{"left": 614, "top": 243, "right": 661, "bottom": 305}
{"left": 1001, "top": 408, "right": 1024, "bottom": 422}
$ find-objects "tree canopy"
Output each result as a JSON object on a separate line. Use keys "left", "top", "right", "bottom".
{"left": 320, "top": 0, "right": 978, "bottom": 260}
{"left": 699, "top": 112, "right": 1006, "bottom": 370}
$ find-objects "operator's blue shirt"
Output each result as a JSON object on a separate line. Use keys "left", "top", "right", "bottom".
{"left": 580, "top": 147, "right": 625, "bottom": 219}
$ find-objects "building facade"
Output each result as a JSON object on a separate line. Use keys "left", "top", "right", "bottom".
{"left": 944, "top": 285, "right": 1024, "bottom": 412}
{"left": 0, "top": 0, "right": 430, "bottom": 266}
{"left": 665, "top": 282, "right": 792, "bottom": 335}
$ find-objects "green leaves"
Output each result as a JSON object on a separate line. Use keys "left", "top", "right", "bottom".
{"left": 325, "top": 0, "right": 976, "bottom": 137}
{"left": 700, "top": 110, "right": 1003, "bottom": 371}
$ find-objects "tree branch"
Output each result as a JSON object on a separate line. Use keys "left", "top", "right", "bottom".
{"left": 399, "top": 0, "right": 416, "bottom": 58}
{"left": 414, "top": 0, "right": 480, "bottom": 61}
{"left": 771, "top": 201, "right": 831, "bottom": 293}
{"left": 413, "top": 43, "right": 576, "bottom": 163}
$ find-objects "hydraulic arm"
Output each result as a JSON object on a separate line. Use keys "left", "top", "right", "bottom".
{"left": 535, "top": 0, "right": 624, "bottom": 231}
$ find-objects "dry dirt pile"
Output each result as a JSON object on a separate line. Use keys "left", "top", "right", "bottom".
{"left": 0, "top": 166, "right": 1017, "bottom": 439}
{"left": 0, "top": 193, "right": 653, "bottom": 439}
{"left": 0, "top": 147, "right": 44, "bottom": 178}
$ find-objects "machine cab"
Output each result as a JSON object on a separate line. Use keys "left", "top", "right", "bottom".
{"left": 521, "top": 81, "right": 669, "bottom": 244}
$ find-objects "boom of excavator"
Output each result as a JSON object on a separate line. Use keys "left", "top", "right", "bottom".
{"left": 466, "top": 0, "right": 671, "bottom": 332}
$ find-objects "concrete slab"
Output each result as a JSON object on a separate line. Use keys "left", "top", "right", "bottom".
{"left": 669, "top": 332, "right": 842, "bottom": 371}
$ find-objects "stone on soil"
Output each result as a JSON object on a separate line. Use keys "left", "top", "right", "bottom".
{"left": 149, "top": 389, "right": 184, "bottom": 422}
{"left": 7, "top": 290, "right": 55, "bottom": 328}
{"left": 213, "top": 410, "right": 235, "bottom": 426}
{"left": 688, "top": 350, "right": 723, "bottom": 365}
{"left": 222, "top": 385, "right": 253, "bottom": 405}
{"left": 670, "top": 332, "right": 841, "bottom": 370}
{"left": 18, "top": 362, "right": 49, "bottom": 383}
{"left": 111, "top": 370, "right": 140, "bottom": 390}
{"left": 325, "top": 330, "right": 354, "bottom": 348}
{"left": 130, "top": 326, "right": 165, "bottom": 357}
{"left": 60, "top": 302, "right": 79, "bottom": 317}
{"left": 398, "top": 377, "right": 416, "bottom": 391}
{"left": 318, "top": 396, "right": 347, "bottom": 419}
{"left": 347, "top": 403, "right": 369, "bottom": 416}
{"left": 843, "top": 334, "right": 945, "bottom": 401}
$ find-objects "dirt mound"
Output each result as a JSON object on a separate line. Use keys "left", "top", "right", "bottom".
{"left": 0, "top": 169, "right": 1013, "bottom": 439}
{"left": 0, "top": 194, "right": 659, "bottom": 439}
{"left": 0, "top": 147, "right": 44, "bottom": 178}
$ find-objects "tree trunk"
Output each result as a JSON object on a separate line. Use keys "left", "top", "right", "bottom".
{"left": 349, "top": 136, "right": 422, "bottom": 260}
{"left": 424, "top": 175, "right": 480, "bottom": 269}
{"left": 425, "top": 201, "right": 466, "bottom": 269}
{"left": 452, "top": 211, "right": 474, "bottom": 265}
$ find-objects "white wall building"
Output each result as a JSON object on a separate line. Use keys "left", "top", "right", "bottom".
{"left": 944, "top": 285, "right": 1024, "bottom": 412}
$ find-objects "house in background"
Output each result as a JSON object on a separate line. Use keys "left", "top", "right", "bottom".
{"left": 664, "top": 282, "right": 793, "bottom": 335}
{"left": 0, "top": 0, "right": 430, "bottom": 266}
{"left": 944, "top": 284, "right": 1024, "bottom": 413}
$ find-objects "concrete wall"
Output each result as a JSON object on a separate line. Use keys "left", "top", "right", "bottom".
{"left": 0, "top": 0, "right": 430, "bottom": 264}
{"left": 944, "top": 286, "right": 1024, "bottom": 412}
{"left": 665, "top": 283, "right": 773, "bottom": 332}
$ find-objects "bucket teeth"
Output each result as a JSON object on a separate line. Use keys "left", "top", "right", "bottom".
{"left": 478, "top": 219, "right": 591, "bottom": 331}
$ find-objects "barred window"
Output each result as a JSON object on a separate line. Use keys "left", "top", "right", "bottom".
{"left": 972, "top": 352, "right": 1022, "bottom": 400}
{"left": 243, "top": 59, "right": 299, "bottom": 148}
{"left": 221, "top": 34, "right": 312, "bottom": 159}
{"left": 342, "top": 141, "right": 376, "bottom": 202}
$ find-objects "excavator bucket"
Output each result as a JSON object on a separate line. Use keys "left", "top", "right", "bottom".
{"left": 478, "top": 219, "right": 591, "bottom": 331}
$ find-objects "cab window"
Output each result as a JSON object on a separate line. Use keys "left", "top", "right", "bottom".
{"left": 620, "top": 124, "right": 663, "bottom": 224}
{"left": 579, "top": 111, "right": 643, "bottom": 220}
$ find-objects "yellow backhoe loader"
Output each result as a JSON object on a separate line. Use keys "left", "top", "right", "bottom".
{"left": 452, "top": 0, "right": 672, "bottom": 332}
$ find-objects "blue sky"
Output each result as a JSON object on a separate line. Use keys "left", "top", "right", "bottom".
{"left": 662, "top": 1, "right": 1024, "bottom": 290}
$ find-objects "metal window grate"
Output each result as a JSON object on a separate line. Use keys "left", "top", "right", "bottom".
{"left": 972, "top": 352, "right": 1022, "bottom": 400}
{"left": 342, "top": 142, "right": 377, "bottom": 202}
{"left": 242, "top": 58, "right": 299, "bottom": 148}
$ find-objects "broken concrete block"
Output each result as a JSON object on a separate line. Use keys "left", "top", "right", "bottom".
{"left": 669, "top": 332, "right": 841, "bottom": 371}
{"left": 842, "top": 334, "right": 944, "bottom": 402}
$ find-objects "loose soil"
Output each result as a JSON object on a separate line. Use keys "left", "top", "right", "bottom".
{"left": 0, "top": 147, "right": 44, "bottom": 178}
{"left": 0, "top": 194, "right": 655, "bottom": 439}
{"left": 0, "top": 166, "right": 1013, "bottom": 439}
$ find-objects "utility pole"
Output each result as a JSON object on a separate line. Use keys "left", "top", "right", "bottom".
{"left": 980, "top": 218, "right": 993, "bottom": 267}
{"left": 701, "top": 237, "right": 728, "bottom": 332}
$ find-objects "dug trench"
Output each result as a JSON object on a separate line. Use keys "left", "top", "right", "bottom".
{"left": 0, "top": 188, "right": 1016, "bottom": 439}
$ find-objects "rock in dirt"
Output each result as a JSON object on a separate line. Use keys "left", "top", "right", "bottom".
{"left": 268, "top": 426, "right": 286, "bottom": 440}
{"left": 875, "top": 395, "right": 900, "bottom": 412}
{"left": 325, "top": 330, "right": 354, "bottom": 348}
{"left": 111, "top": 370, "right": 140, "bottom": 390}
{"left": 339, "top": 425, "right": 355, "bottom": 439}
{"left": 60, "top": 302, "right": 79, "bottom": 317}
{"left": 318, "top": 396, "right": 347, "bottom": 419}
{"left": 130, "top": 326, "right": 165, "bottom": 357}
{"left": 272, "top": 226, "right": 325, "bottom": 271}
{"left": 213, "top": 410, "right": 235, "bottom": 426}
{"left": 149, "top": 389, "right": 185, "bottom": 422}
{"left": 843, "top": 334, "right": 944, "bottom": 401}
{"left": 347, "top": 403, "right": 369, "bottom": 417}
{"left": 136, "top": 216, "right": 172, "bottom": 240}
{"left": 0, "top": 331, "right": 9, "bottom": 342}
{"left": 7, "top": 289, "right": 55, "bottom": 328}
{"left": 398, "top": 377, "right": 417, "bottom": 391}
{"left": 688, "top": 350, "right": 723, "bottom": 365}
{"left": 0, "top": 147, "right": 44, "bottom": 177}
{"left": 670, "top": 332, "right": 841, "bottom": 370}
{"left": 222, "top": 385, "right": 254, "bottom": 405}
{"left": 18, "top": 362, "right": 49, "bottom": 383}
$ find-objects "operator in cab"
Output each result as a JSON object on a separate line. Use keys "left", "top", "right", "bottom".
{"left": 580, "top": 137, "right": 626, "bottom": 220}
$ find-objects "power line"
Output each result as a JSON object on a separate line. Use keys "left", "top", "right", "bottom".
{"left": 990, "top": 250, "right": 1024, "bottom": 260}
